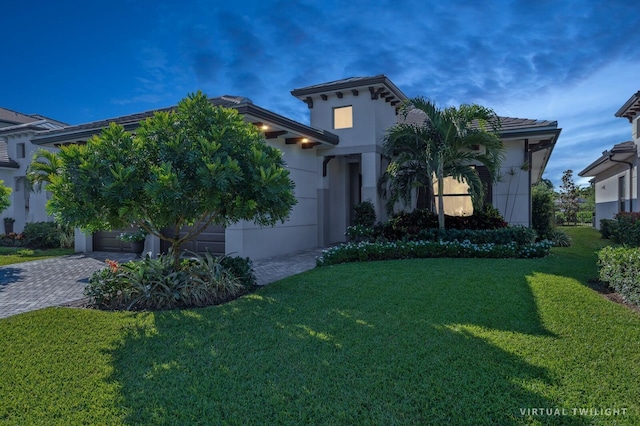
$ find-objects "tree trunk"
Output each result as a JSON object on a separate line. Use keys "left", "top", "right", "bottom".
{"left": 172, "top": 224, "right": 181, "bottom": 270}
{"left": 437, "top": 165, "right": 445, "bottom": 230}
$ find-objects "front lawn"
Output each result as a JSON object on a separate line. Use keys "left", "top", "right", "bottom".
{"left": 0, "top": 247, "right": 74, "bottom": 266}
{"left": 1, "top": 227, "right": 638, "bottom": 424}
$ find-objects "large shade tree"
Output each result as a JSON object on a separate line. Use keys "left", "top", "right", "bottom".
{"left": 0, "top": 181, "right": 11, "bottom": 214}
{"left": 28, "top": 91, "right": 297, "bottom": 267}
{"left": 379, "top": 97, "right": 505, "bottom": 229}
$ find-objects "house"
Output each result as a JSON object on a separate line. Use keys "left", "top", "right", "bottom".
{"left": 5, "top": 75, "right": 561, "bottom": 259}
{"left": 579, "top": 91, "right": 640, "bottom": 227}
{"left": 0, "top": 108, "right": 66, "bottom": 232}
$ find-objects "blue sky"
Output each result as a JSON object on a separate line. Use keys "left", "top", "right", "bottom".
{"left": 3, "top": 0, "right": 639, "bottom": 187}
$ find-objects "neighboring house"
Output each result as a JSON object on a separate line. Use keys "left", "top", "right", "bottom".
{"left": 579, "top": 91, "right": 640, "bottom": 228}
{"left": 0, "top": 107, "right": 66, "bottom": 232}
{"left": 17, "top": 75, "right": 559, "bottom": 259}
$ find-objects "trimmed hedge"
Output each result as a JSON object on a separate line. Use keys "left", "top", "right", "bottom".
{"left": 611, "top": 212, "right": 640, "bottom": 246}
{"left": 416, "top": 226, "right": 536, "bottom": 246}
{"left": 351, "top": 224, "right": 536, "bottom": 246}
{"left": 598, "top": 246, "right": 640, "bottom": 307}
{"left": 317, "top": 239, "right": 553, "bottom": 266}
{"left": 599, "top": 219, "right": 617, "bottom": 240}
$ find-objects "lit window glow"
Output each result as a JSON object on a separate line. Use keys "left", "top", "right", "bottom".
{"left": 433, "top": 176, "right": 473, "bottom": 216}
{"left": 334, "top": 106, "right": 353, "bottom": 129}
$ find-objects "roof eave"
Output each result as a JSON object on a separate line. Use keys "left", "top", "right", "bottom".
{"left": 33, "top": 100, "right": 340, "bottom": 147}
{"left": 236, "top": 103, "right": 339, "bottom": 146}
{"left": 614, "top": 91, "right": 640, "bottom": 122}
{"left": 500, "top": 127, "right": 560, "bottom": 139}
{"left": 579, "top": 149, "right": 636, "bottom": 177}
{"left": 291, "top": 75, "right": 408, "bottom": 102}
{"left": 528, "top": 129, "right": 561, "bottom": 183}
{"left": 0, "top": 161, "right": 20, "bottom": 169}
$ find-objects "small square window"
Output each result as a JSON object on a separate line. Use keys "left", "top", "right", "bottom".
{"left": 334, "top": 106, "right": 353, "bottom": 129}
{"left": 17, "top": 143, "right": 25, "bottom": 159}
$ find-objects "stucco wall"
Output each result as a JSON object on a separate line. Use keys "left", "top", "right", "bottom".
{"left": 305, "top": 89, "right": 397, "bottom": 242}
{"left": 0, "top": 132, "right": 56, "bottom": 233}
{"left": 224, "top": 140, "right": 320, "bottom": 260}
{"left": 592, "top": 165, "right": 638, "bottom": 227}
{"left": 493, "top": 139, "right": 530, "bottom": 226}
{"left": 594, "top": 201, "right": 620, "bottom": 229}
{"left": 307, "top": 92, "right": 397, "bottom": 150}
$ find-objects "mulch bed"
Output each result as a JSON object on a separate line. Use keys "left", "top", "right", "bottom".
{"left": 586, "top": 279, "right": 640, "bottom": 315}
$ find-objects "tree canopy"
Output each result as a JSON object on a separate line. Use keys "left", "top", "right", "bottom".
{"left": 28, "top": 91, "right": 297, "bottom": 264}
{"left": 0, "top": 180, "right": 11, "bottom": 214}
{"left": 559, "top": 169, "right": 579, "bottom": 225}
{"left": 379, "top": 97, "right": 504, "bottom": 229}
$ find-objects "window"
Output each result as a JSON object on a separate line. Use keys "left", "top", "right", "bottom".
{"left": 333, "top": 106, "right": 353, "bottom": 129}
{"left": 17, "top": 143, "right": 25, "bottom": 159}
{"left": 433, "top": 176, "right": 473, "bottom": 216}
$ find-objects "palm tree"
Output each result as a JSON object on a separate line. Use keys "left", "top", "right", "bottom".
{"left": 27, "top": 148, "right": 64, "bottom": 191}
{"left": 379, "top": 97, "right": 505, "bottom": 229}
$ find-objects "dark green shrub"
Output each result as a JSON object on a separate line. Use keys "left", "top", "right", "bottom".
{"left": 345, "top": 225, "right": 375, "bottom": 243}
{"left": 219, "top": 255, "right": 256, "bottom": 287}
{"left": 373, "top": 208, "right": 508, "bottom": 242}
{"left": 416, "top": 226, "right": 537, "bottom": 246}
{"left": 599, "top": 219, "right": 617, "bottom": 240}
{"left": 532, "top": 183, "right": 555, "bottom": 239}
{"left": 23, "top": 222, "right": 73, "bottom": 249}
{"left": 385, "top": 209, "right": 438, "bottom": 240}
{"left": 445, "top": 211, "right": 508, "bottom": 230}
{"left": 598, "top": 246, "right": 640, "bottom": 306}
{"left": 353, "top": 201, "right": 376, "bottom": 227}
{"left": 611, "top": 212, "right": 640, "bottom": 247}
{"left": 0, "top": 232, "right": 25, "bottom": 247}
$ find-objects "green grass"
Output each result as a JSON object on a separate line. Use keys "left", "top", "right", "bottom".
{"left": 1, "top": 227, "right": 639, "bottom": 425}
{"left": 0, "top": 247, "right": 74, "bottom": 266}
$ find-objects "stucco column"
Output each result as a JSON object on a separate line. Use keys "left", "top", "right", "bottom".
{"left": 74, "top": 228, "right": 93, "bottom": 253}
{"left": 317, "top": 156, "right": 331, "bottom": 247}
{"left": 361, "top": 152, "right": 384, "bottom": 222}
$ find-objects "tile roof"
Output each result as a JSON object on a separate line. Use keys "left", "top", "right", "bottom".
{"left": 400, "top": 108, "right": 558, "bottom": 133}
{"left": 292, "top": 75, "right": 387, "bottom": 92}
{"left": 0, "top": 119, "right": 67, "bottom": 136}
{"left": 32, "top": 96, "right": 339, "bottom": 147}
{"left": 0, "top": 141, "right": 19, "bottom": 169}
{"left": 0, "top": 107, "right": 40, "bottom": 126}
{"left": 34, "top": 96, "right": 249, "bottom": 137}
{"left": 498, "top": 116, "right": 558, "bottom": 132}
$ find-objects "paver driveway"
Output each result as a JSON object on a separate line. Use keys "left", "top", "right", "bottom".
{"left": 0, "top": 248, "right": 322, "bottom": 319}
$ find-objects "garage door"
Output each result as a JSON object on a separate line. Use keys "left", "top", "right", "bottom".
{"left": 160, "top": 224, "right": 226, "bottom": 256}
{"left": 93, "top": 230, "right": 136, "bottom": 252}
